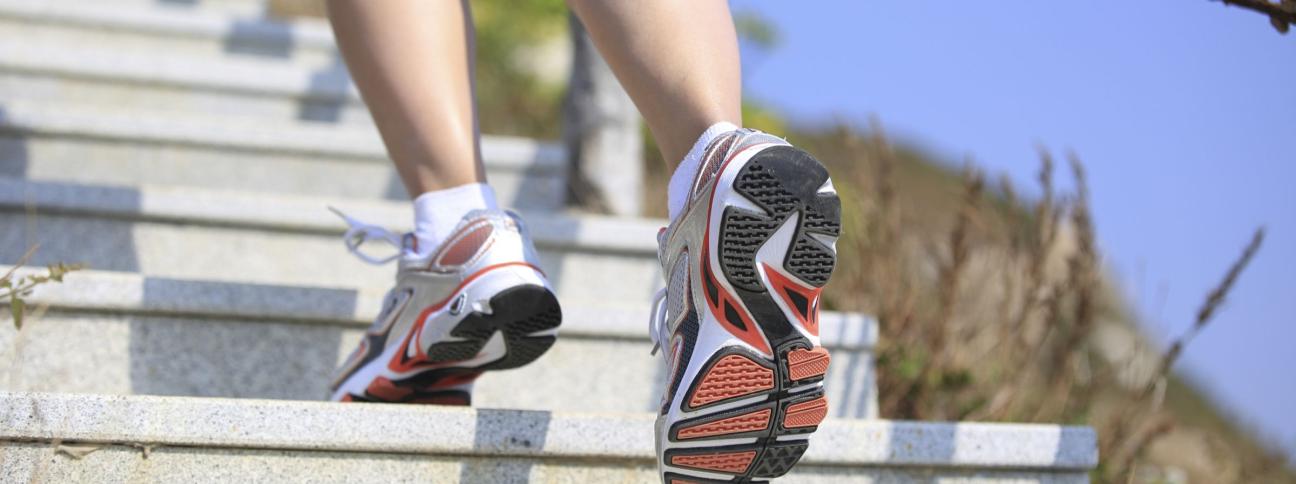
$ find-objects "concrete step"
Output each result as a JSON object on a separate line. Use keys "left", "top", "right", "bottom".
{"left": 0, "top": 0, "right": 336, "bottom": 67}
{"left": 0, "top": 178, "right": 650, "bottom": 306}
{"left": 0, "top": 101, "right": 566, "bottom": 208}
{"left": 49, "top": 0, "right": 271, "bottom": 17}
{"left": 0, "top": 31, "right": 363, "bottom": 126}
{"left": 0, "top": 392, "right": 1098, "bottom": 483}
{"left": 0, "top": 265, "right": 878, "bottom": 417}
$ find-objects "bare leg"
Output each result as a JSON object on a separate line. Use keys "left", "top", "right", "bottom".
{"left": 566, "top": 0, "right": 743, "bottom": 167}
{"left": 327, "top": 0, "right": 483, "bottom": 197}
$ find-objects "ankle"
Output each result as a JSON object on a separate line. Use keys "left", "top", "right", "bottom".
{"left": 412, "top": 183, "right": 499, "bottom": 256}
{"left": 666, "top": 121, "right": 740, "bottom": 221}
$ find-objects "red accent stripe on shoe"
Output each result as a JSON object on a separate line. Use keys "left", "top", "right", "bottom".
{"left": 388, "top": 261, "right": 545, "bottom": 373}
{"left": 762, "top": 263, "right": 823, "bottom": 336}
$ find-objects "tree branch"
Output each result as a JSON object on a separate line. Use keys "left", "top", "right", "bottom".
{"left": 1215, "top": 0, "right": 1296, "bottom": 33}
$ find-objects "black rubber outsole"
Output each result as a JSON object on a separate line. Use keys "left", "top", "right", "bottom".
{"left": 349, "top": 388, "right": 473, "bottom": 406}
{"left": 719, "top": 145, "right": 840, "bottom": 351}
{"left": 665, "top": 146, "right": 840, "bottom": 482}
{"left": 364, "top": 285, "right": 562, "bottom": 399}
{"left": 425, "top": 284, "right": 562, "bottom": 371}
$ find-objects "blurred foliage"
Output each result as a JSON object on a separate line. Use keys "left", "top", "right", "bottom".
{"left": 471, "top": 0, "right": 568, "bottom": 138}
{"left": 733, "top": 9, "right": 780, "bottom": 52}
{"left": 272, "top": 0, "right": 568, "bottom": 138}
{"left": 741, "top": 100, "right": 789, "bottom": 136}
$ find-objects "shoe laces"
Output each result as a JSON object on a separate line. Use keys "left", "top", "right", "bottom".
{"left": 329, "top": 207, "right": 410, "bottom": 265}
{"left": 648, "top": 287, "right": 669, "bottom": 356}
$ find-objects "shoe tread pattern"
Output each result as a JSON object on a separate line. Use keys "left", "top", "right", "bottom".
{"left": 401, "top": 286, "right": 560, "bottom": 392}
{"left": 668, "top": 145, "right": 840, "bottom": 482}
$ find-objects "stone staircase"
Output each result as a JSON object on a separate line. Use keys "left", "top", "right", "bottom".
{"left": 0, "top": 1, "right": 1097, "bottom": 482}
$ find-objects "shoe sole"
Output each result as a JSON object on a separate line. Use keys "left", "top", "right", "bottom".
{"left": 339, "top": 283, "right": 562, "bottom": 405}
{"left": 425, "top": 284, "right": 563, "bottom": 371}
{"left": 663, "top": 145, "right": 840, "bottom": 482}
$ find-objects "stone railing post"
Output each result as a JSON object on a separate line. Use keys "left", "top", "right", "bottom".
{"left": 561, "top": 14, "right": 643, "bottom": 216}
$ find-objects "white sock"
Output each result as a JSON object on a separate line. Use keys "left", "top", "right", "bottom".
{"left": 667, "top": 121, "right": 739, "bottom": 221}
{"left": 413, "top": 182, "right": 499, "bottom": 256}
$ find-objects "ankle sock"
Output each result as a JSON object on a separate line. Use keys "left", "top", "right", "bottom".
{"left": 667, "top": 121, "right": 739, "bottom": 221}
{"left": 412, "top": 182, "right": 499, "bottom": 256}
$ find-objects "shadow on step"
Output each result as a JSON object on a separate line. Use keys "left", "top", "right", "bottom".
{"left": 126, "top": 314, "right": 346, "bottom": 400}
{"left": 0, "top": 172, "right": 143, "bottom": 275}
{"left": 458, "top": 409, "right": 551, "bottom": 484}
{"left": 297, "top": 54, "right": 351, "bottom": 124}
{"left": 224, "top": 18, "right": 295, "bottom": 59}
{"left": 129, "top": 279, "right": 357, "bottom": 399}
{"left": 216, "top": 4, "right": 355, "bottom": 125}
{"left": 0, "top": 106, "right": 28, "bottom": 180}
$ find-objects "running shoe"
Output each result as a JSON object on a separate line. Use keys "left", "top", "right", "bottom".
{"left": 649, "top": 129, "right": 841, "bottom": 482}
{"left": 328, "top": 208, "right": 562, "bottom": 405}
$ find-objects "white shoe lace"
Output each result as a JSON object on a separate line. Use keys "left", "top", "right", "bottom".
{"left": 329, "top": 207, "right": 408, "bottom": 265}
{"left": 648, "top": 287, "right": 669, "bottom": 355}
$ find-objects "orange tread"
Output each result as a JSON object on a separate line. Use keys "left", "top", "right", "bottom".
{"left": 786, "top": 347, "right": 831, "bottom": 381}
{"left": 677, "top": 409, "right": 772, "bottom": 439}
{"left": 670, "top": 450, "right": 758, "bottom": 474}
{"left": 783, "top": 396, "right": 829, "bottom": 429}
{"left": 688, "top": 354, "right": 775, "bottom": 407}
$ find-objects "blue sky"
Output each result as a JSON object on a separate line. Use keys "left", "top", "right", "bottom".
{"left": 729, "top": 0, "right": 1295, "bottom": 455}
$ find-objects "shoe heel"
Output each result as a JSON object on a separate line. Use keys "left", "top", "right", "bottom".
{"left": 680, "top": 145, "right": 840, "bottom": 480}
{"left": 425, "top": 284, "right": 562, "bottom": 371}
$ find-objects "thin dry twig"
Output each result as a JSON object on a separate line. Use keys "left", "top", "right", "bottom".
{"left": 2, "top": 244, "right": 83, "bottom": 329}
{"left": 931, "top": 166, "right": 984, "bottom": 360}
{"left": 1144, "top": 227, "right": 1266, "bottom": 397}
{"left": 1050, "top": 154, "right": 1099, "bottom": 378}
{"left": 1108, "top": 413, "right": 1177, "bottom": 481}
{"left": 0, "top": 244, "right": 39, "bottom": 283}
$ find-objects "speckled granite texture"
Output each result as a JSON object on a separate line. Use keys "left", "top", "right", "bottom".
{"left": 0, "top": 393, "right": 1097, "bottom": 478}
{"left": 0, "top": 266, "right": 877, "bottom": 416}
{"left": 1, "top": 442, "right": 1091, "bottom": 484}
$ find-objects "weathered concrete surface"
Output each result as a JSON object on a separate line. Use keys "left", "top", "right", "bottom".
{"left": 0, "top": 266, "right": 878, "bottom": 417}
{"left": 0, "top": 393, "right": 1097, "bottom": 483}
{"left": 0, "top": 103, "right": 564, "bottom": 207}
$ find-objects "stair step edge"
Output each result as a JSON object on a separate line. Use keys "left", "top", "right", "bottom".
{"left": 0, "top": 392, "right": 1098, "bottom": 470}
{"left": 0, "top": 101, "right": 563, "bottom": 170}
{"left": 2, "top": 265, "right": 878, "bottom": 351}
{"left": 0, "top": 178, "right": 657, "bottom": 254}
{"left": 0, "top": 0, "right": 335, "bottom": 52}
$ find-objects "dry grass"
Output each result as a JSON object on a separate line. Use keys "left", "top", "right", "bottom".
{"left": 781, "top": 121, "right": 1283, "bottom": 483}
{"left": 1, "top": 245, "right": 81, "bottom": 330}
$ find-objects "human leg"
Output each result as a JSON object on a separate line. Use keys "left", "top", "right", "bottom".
{"left": 568, "top": 2, "right": 843, "bottom": 480}
{"left": 326, "top": 0, "right": 561, "bottom": 405}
